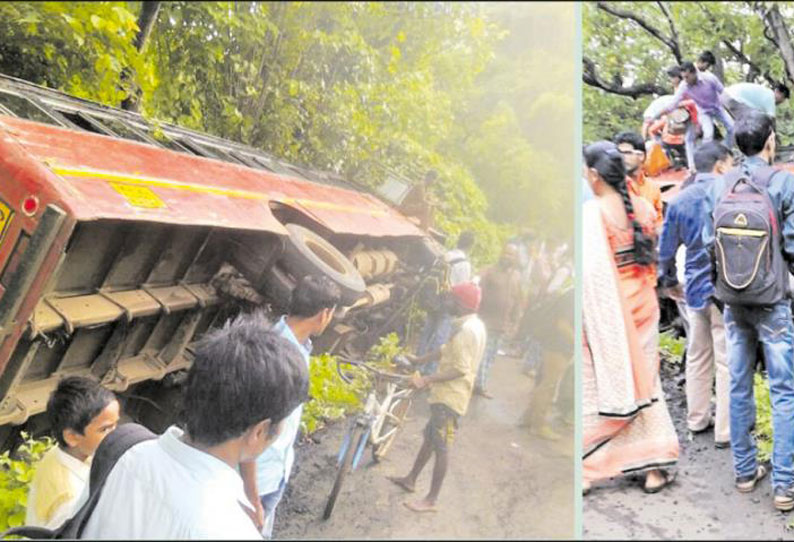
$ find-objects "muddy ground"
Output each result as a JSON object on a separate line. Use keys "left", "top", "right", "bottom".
{"left": 272, "top": 354, "right": 575, "bottom": 539}
{"left": 584, "top": 358, "right": 794, "bottom": 540}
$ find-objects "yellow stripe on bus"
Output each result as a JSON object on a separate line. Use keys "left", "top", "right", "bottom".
{"left": 49, "top": 165, "right": 388, "bottom": 217}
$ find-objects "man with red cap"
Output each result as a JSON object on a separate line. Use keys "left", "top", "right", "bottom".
{"left": 388, "top": 281, "right": 487, "bottom": 513}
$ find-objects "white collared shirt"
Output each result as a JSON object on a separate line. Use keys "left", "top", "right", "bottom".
{"left": 445, "top": 249, "right": 471, "bottom": 286}
{"left": 80, "top": 425, "right": 261, "bottom": 540}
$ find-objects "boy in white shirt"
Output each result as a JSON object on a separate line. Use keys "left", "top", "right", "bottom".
{"left": 26, "top": 377, "right": 120, "bottom": 529}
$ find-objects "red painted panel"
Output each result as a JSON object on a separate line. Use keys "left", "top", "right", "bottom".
{"left": 0, "top": 117, "right": 424, "bottom": 238}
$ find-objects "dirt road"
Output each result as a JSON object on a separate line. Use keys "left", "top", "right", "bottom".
{"left": 273, "top": 354, "right": 575, "bottom": 539}
{"left": 584, "top": 360, "right": 794, "bottom": 540}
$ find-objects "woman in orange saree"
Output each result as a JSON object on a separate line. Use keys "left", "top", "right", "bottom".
{"left": 582, "top": 141, "right": 679, "bottom": 494}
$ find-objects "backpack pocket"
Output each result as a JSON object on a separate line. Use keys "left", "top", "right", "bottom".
{"left": 715, "top": 226, "right": 769, "bottom": 290}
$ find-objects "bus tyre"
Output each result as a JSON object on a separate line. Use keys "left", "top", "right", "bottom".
{"left": 282, "top": 224, "right": 366, "bottom": 306}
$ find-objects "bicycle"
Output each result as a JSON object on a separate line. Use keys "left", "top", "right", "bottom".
{"left": 322, "top": 355, "right": 416, "bottom": 520}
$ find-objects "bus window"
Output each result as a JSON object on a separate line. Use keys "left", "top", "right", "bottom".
{"left": 0, "top": 92, "right": 64, "bottom": 126}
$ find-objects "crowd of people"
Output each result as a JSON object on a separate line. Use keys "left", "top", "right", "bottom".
{"left": 583, "top": 52, "right": 794, "bottom": 512}
{"left": 10, "top": 217, "right": 573, "bottom": 538}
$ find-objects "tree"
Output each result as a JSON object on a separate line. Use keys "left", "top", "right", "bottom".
{"left": 583, "top": 1, "right": 794, "bottom": 143}
{"left": 121, "top": 1, "right": 162, "bottom": 111}
{"left": 0, "top": 2, "right": 574, "bottom": 267}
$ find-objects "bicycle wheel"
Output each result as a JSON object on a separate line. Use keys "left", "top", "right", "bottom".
{"left": 372, "top": 395, "right": 413, "bottom": 462}
{"left": 323, "top": 424, "right": 364, "bottom": 520}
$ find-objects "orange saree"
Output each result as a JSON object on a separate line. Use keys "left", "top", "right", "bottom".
{"left": 582, "top": 196, "right": 679, "bottom": 484}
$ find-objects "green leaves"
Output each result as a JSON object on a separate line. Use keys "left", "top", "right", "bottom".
{"left": 0, "top": 432, "right": 54, "bottom": 532}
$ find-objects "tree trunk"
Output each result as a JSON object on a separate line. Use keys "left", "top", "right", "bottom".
{"left": 121, "top": 1, "right": 163, "bottom": 112}
{"left": 760, "top": 3, "right": 794, "bottom": 85}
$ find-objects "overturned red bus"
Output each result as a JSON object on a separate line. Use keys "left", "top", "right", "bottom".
{"left": 0, "top": 74, "right": 443, "bottom": 439}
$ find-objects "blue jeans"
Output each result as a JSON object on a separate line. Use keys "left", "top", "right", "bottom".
{"left": 724, "top": 302, "right": 794, "bottom": 490}
{"left": 259, "top": 477, "right": 286, "bottom": 539}
{"left": 476, "top": 332, "right": 502, "bottom": 391}
{"left": 416, "top": 310, "right": 453, "bottom": 376}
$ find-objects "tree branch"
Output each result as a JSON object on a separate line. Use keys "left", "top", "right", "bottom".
{"left": 655, "top": 1, "right": 682, "bottom": 62}
{"left": 596, "top": 1, "right": 682, "bottom": 63}
{"left": 583, "top": 57, "right": 667, "bottom": 98}
{"left": 756, "top": 3, "right": 794, "bottom": 85}
{"left": 121, "top": 1, "right": 162, "bottom": 112}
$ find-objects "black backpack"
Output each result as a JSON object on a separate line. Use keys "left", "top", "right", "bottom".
{"left": 713, "top": 165, "right": 790, "bottom": 307}
{"left": 1, "top": 423, "right": 156, "bottom": 540}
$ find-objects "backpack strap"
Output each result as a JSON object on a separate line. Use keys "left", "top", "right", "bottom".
{"left": 1, "top": 423, "right": 156, "bottom": 540}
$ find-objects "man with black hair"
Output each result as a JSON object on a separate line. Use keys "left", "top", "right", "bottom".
{"left": 389, "top": 281, "right": 486, "bottom": 513}
{"left": 658, "top": 142, "right": 734, "bottom": 450}
{"left": 655, "top": 61, "right": 734, "bottom": 162}
{"left": 708, "top": 111, "right": 794, "bottom": 511}
{"left": 722, "top": 82, "right": 790, "bottom": 122}
{"left": 241, "top": 275, "right": 340, "bottom": 538}
{"left": 696, "top": 50, "right": 716, "bottom": 73}
{"left": 615, "top": 131, "right": 663, "bottom": 229}
{"left": 81, "top": 312, "right": 309, "bottom": 538}
{"left": 27, "top": 377, "right": 119, "bottom": 529}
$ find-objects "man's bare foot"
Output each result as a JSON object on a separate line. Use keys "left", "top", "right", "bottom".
{"left": 387, "top": 476, "right": 416, "bottom": 493}
{"left": 404, "top": 499, "right": 438, "bottom": 513}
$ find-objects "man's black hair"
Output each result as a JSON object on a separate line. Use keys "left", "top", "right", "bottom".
{"left": 457, "top": 230, "right": 475, "bottom": 251}
{"left": 734, "top": 110, "right": 775, "bottom": 157}
{"left": 698, "top": 50, "right": 716, "bottom": 68}
{"left": 614, "top": 131, "right": 645, "bottom": 153}
{"left": 694, "top": 141, "right": 731, "bottom": 174}
{"left": 47, "top": 377, "right": 117, "bottom": 448}
{"left": 666, "top": 66, "right": 682, "bottom": 79}
{"left": 776, "top": 82, "right": 791, "bottom": 100}
{"left": 680, "top": 61, "right": 697, "bottom": 74}
{"left": 288, "top": 275, "right": 342, "bottom": 318}
{"left": 182, "top": 311, "right": 309, "bottom": 446}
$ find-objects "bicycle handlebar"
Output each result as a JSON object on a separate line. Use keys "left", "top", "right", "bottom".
{"left": 336, "top": 356, "right": 414, "bottom": 386}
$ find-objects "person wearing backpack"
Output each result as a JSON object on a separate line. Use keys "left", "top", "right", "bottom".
{"left": 80, "top": 312, "right": 309, "bottom": 538}
{"left": 709, "top": 111, "right": 794, "bottom": 511}
{"left": 658, "top": 142, "right": 734, "bottom": 449}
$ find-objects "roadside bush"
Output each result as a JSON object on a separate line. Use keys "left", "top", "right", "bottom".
{"left": 0, "top": 432, "right": 54, "bottom": 531}
{"left": 300, "top": 333, "right": 408, "bottom": 437}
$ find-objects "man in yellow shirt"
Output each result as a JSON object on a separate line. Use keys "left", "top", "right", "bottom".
{"left": 26, "top": 377, "right": 120, "bottom": 529}
{"left": 388, "top": 281, "right": 486, "bottom": 513}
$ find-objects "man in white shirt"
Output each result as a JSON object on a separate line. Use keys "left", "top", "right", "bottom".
{"left": 80, "top": 312, "right": 309, "bottom": 539}
{"left": 416, "top": 231, "right": 476, "bottom": 376}
{"left": 241, "top": 275, "right": 341, "bottom": 538}
{"left": 444, "top": 231, "right": 474, "bottom": 287}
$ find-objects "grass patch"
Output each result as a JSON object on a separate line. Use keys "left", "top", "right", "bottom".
{"left": 659, "top": 330, "right": 685, "bottom": 365}
{"left": 753, "top": 373, "right": 773, "bottom": 463}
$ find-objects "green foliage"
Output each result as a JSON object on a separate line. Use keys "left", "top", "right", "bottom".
{"left": 753, "top": 373, "right": 773, "bottom": 463}
{"left": 659, "top": 330, "right": 685, "bottom": 365}
{"left": 0, "top": 433, "right": 55, "bottom": 531}
{"left": 300, "top": 353, "right": 371, "bottom": 436}
{"left": 584, "top": 2, "right": 794, "bottom": 146}
{"left": 0, "top": 2, "right": 155, "bottom": 106}
{"left": 366, "top": 332, "right": 407, "bottom": 370}
{"left": 0, "top": 2, "right": 573, "bottom": 271}
{"left": 299, "top": 334, "right": 408, "bottom": 436}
